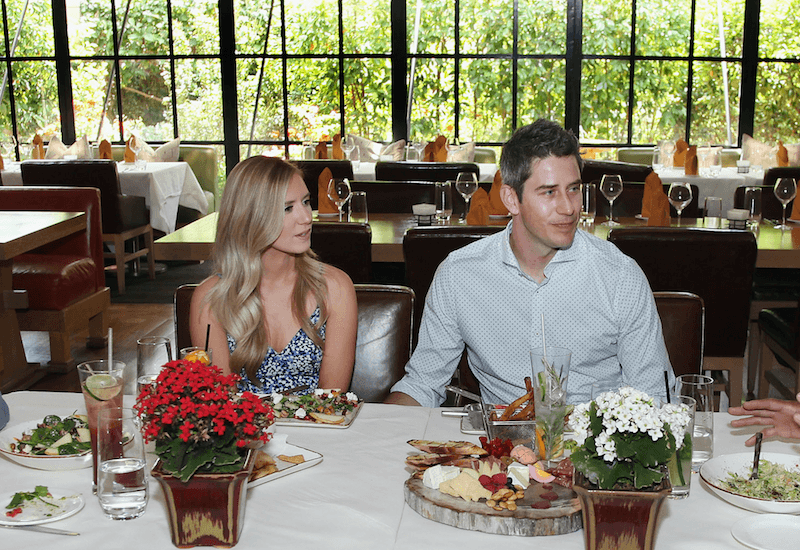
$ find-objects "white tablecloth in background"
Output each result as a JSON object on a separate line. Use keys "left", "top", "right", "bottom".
{"left": 1, "top": 161, "right": 208, "bottom": 234}
{"left": 2, "top": 391, "right": 797, "bottom": 549}
{"left": 353, "top": 161, "right": 498, "bottom": 182}
{"left": 656, "top": 166, "right": 764, "bottom": 213}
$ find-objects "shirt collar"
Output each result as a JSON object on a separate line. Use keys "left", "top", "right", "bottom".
{"left": 500, "top": 220, "right": 584, "bottom": 272}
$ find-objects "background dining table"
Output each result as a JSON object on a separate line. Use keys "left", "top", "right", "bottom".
{"left": 1, "top": 161, "right": 208, "bottom": 235}
{"left": 656, "top": 166, "right": 764, "bottom": 213}
{"left": 1, "top": 390, "right": 797, "bottom": 549}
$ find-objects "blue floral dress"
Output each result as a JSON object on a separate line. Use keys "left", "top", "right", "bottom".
{"left": 229, "top": 307, "right": 325, "bottom": 395}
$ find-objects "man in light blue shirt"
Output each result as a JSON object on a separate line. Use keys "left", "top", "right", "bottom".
{"left": 0, "top": 391, "right": 9, "bottom": 430}
{"left": 386, "top": 120, "right": 673, "bottom": 407}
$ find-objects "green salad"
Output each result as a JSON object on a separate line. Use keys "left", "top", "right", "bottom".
{"left": 721, "top": 459, "right": 800, "bottom": 501}
{"left": 11, "top": 413, "right": 91, "bottom": 456}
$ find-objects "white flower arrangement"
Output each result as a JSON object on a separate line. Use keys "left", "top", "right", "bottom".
{"left": 568, "top": 387, "right": 692, "bottom": 490}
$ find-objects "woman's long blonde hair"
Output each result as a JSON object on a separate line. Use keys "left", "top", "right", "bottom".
{"left": 208, "top": 156, "right": 328, "bottom": 382}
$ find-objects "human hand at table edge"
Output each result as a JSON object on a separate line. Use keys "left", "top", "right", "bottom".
{"left": 384, "top": 391, "right": 421, "bottom": 406}
{"left": 728, "top": 392, "right": 800, "bottom": 446}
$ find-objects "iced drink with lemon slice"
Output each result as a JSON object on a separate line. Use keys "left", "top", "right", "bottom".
{"left": 77, "top": 360, "right": 125, "bottom": 492}
{"left": 180, "top": 346, "right": 212, "bottom": 365}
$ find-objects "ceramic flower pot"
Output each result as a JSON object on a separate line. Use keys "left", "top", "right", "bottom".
{"left": 151, "top": 451, "right": 256, "bottom": 548}
{"left": 572, "top": 470, "right": 670, "bottom": 550}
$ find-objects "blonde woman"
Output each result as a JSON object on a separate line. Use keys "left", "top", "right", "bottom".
{"left": 189, "top": 156, "right": 357, "bottom": 394}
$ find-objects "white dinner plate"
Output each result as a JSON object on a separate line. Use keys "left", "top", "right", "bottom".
{"left": 0, "top": 490, "right": 84, "bottom": 526}
{"left": 488, "top": 214, "right": 510, "bottom": 219}
{"left": 635, "top": 214, "right": 648, "bottom": 220}
{"left": 316, "top": 211, "right": 340, "bottom": 218}
{"left": 731, "top": 514, "right": 800, "bottom": 550}
{"left": 248, "top": 434, "right": 323, "bottom": 488}
{"left": 0, "top": 419, "right": 92, "bottom": 471}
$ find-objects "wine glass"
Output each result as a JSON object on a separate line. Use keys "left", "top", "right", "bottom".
{"left": 1, "top": 134, "right": 17, "bottom": 162}
{"left": 327, "top": 177, "right": 352, "bottom": 222}
{"left": 411, "top": 140, "right": 426, "bottom": 161}
{"left": 341, "top": 136, "right": 355, "bottom": 160}
{"left": 130, "top": 135, "right": 141, "bottom": 160}
{"left": 668, "top": 182, "right": 693, "bottom": 226}
{"left": 599, "top": 174, "right": 623, "bottom": 226}
{"left": 774, "top": 177, "right": 798, "bottom": 231}
{"left": 455, "top": 171, "right": 479, "bottom": 222}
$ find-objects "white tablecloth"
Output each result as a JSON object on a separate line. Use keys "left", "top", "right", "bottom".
{"left": 656, "top": 167, "right": 764, "bottom": 213}
{"left": 1, "top": 162, "right": 208, "bottom": 234}
{"left": 1, "top": 391, "right": 797, "bottom": 549}
{"left": 353, "top": 161, "right": 498, "bottom": 182}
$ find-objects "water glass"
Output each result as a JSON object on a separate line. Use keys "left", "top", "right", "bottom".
{"left": 666, "top": 395, "right": 695, "bottom": 499}
{"left": 744, "top": 186, "right": 762, "bottom": 228}
{"left": 349, "top": 191, "right": 368, "bottom": 223}
{"left": 652, "top": 147, "right": 663, "bottom": 170}
{"left": 590, "top": 377, "right": 620, "bottom": 401}
{"left": 136, "top": 336, "right": 172, "bottom": 380}
{"left": 709, "top": 147, "right": 722, "bottom": 176}
{"left": 77, "top": 360, "right": 126, "bottom": 493}
{"left": 530, "top": 346, "right": 570, "bottom": 468}
{"left": 435, "top": 181, "right": 453, "bottom": 223}
{"left": 97, "top": 407, "right": 149, "bottom": 520}
{"left": 580, "top": 182, "right": 596, "bottom": 224}
{"left": 676, "top": 374, "right": 714, "bottom": 472}
{"left": 703, "top": 196, "right": 723, "bottom": 228}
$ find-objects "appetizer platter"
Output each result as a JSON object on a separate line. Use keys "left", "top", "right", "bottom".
{"left": 270, "top": 389, "right": 362, "bottom": 429}
{"left": 1, "top": 486, "right": 84, "bottom": 526}
{"left": 248, "top": 434, "right": 323, "bottom": 488}
{"left": 0, "top": 413, "right": 92, "bottom": 471}
{"left": 402, "top": 438, "right": 581, "bottom": 536}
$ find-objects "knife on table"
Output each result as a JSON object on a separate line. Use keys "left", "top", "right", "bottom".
{"left": 0, "top": 524, "right": 80, "bottom": 536}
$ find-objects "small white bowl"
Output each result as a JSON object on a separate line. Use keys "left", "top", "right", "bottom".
{"left": 0, "top": 420, "right": 92, "bottom": 471}
{"left": 700, "top": 452, "right": 800, "bottom": 514}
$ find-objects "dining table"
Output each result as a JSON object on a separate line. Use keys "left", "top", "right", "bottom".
{"left": 1, "top": 389, "right": 797, "bottom": 549}
{"left": 153, "top": 212, "right": 800, "bottom": 269}
{"left": 1, "top": 161, "right": 208, "bottom": 235}
{"left": 656, "top": 166, "right": 764, "bottom": 213}
{"left": 0, "top": 212, "right": 85, "bottom": 391}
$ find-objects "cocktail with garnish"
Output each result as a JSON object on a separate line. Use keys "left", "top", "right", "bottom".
{"left": 530, "top": 346, "right": 570, "bottom": 468}
{"left": 77, "top": 360, "right": 125, "bottom": 493}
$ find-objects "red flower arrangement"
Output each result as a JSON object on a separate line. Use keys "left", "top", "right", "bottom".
{"left": 135, "top": 359, "right": 274, "bottom": 482}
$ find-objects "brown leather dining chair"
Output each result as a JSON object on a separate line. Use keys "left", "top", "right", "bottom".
{"left": 293, "top": 160, "right": 354, "bottom": 211}
{"left": 311, "top": 222, "right": 372, "bottom": 283}
{"left": 21, "top": 160, "right": 155, "bottom": 294}
{"left": 757, "top": 300, "right": 800, "bottom": 400}
{"left": 349, "top": 181, "right": 436, "bottom": 213}
{"left": 653, "top": 291, "right": 705, "bottom": 378}
{"left": 581, "top": 159, "right": 654, "bottom": 185}
{"left": 609, "top": 227, "right": 757, "bottom": 408}
{"left": 174, "top": 283, "right": 414, "bottom": 403}
{"left": 375, "top": 161, "right": 479, "bottom": 183}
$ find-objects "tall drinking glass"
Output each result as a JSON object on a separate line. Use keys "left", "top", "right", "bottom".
{"left": 136, "top": 336, "right": 172, "bottom": 380}
{"left": 774, "top": 177, "right": 797, "bottom": 230}
{"left": 600, "top": 174, "right": 623, "bottom": 226}
{"left": 455, "top": 172, "right": 479, "bottom": 222}
{"left": 327, "top": 178, "right": 352, "bottom": 222}
{"left": 676, "top": 374, "right": 714, "bottom": 472}
{"left": 652, "top": 147, "right": 663, "bottom": 170}
{"left": 580, "top": 182, "right": 597, "bottom": 224}
{"left": 668, "top": 182, "right": 693, "bottom": 226}
{"left": 97, "top": 407, "right": 149, "bottom": 519}
{"left": 530, "top": 346, "right": 570, "bottom": 468}
{"left": 665, "top": 395, "right": 695, "bottom": 499}
{"left": 78, "top": 360, "right": 126, "bottom": 493}
{"left": 435, "top": 181, "right": 453, "bottom": 223}
{"left": 744, "top": 186, "right": 762, "bottom": 228}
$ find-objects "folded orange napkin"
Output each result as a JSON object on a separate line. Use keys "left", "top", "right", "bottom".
{"left": 488, "top": 171, "right": 508, "bottom": 216}
{"left": 423, "top": 135, "right": 448, "bottom": 162}
{"left": 99, "top": 139, "right": 112, "bottom": 159}
{"left": 790, "top": 194, "right": 800, "bottom": 221}
{"left": 466, "top": 188, "right": 490, "bottom": 225}
{"left": 332, "top": 134, "right": 344, "bottom": 160}
{"left": 673, "top": 139, "right": 688, "bottom": 167}
{"left": 315, "top": 142, "right": 328, "bottom": 160}
{"left": 777, "top": 141, "right": 789, "bottom": 167}
{"left": 684, "top": 145, "right": 698, "bottom": 176}
{"left": 640, "top": 171, "right": 670, "bottom": 227}
{"left": 124, "top": 136, "right": 136, "bottom": 162}
{"left": 32, "top": 133, "right": 44, "bottom": 159}
{"left": 317, "top": 167, "right": 338, "bottom": 214}
{"left": 0, "top": 152, "right": 4, "bottom": 170}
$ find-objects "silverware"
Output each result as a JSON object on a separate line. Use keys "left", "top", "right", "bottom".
{"left": 0, "top": 524, "right": 79, "bottom": 536}
{"left": 749, "top": 431, "right": 763, "bottom": 480}
{"left": 445, "top": 384, "right": 481, "bottom": 403}
{"left": 284, "top": 384, "right": 310, "bottom": 395}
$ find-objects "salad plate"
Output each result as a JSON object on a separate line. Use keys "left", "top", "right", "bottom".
{"left": 0, "top": 418, "right": 92, "bottom": 471}
{"left": 731, "top": 514, "right": 800, "bottom": 550}
{"left": 700, "top": 452, "right": 800, "bottom": 514}
{"left": 0, "top": 490, "right": 84, "bottom": 526}
{"left": 275, "top": 400, "right": 363, "bottom": 429}
{"left": 248, "top": 434, "right": 323, "bottom": 488}
{"left": 271, "top": 390, "right": 363, "bottom": 429}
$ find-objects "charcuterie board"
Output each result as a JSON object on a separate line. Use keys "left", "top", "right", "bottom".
{"left": 403, "top": 477, "right": 582, "bottom": 536}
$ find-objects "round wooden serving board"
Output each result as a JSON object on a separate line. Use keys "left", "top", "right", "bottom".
{"left": 404, "top": 477, "right": 582, "bottom": 536}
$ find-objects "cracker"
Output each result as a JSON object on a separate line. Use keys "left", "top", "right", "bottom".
{"left": 277, "top": 454, "right": 305, "bottom": 464}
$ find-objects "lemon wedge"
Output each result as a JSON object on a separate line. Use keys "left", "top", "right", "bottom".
{"left": 84, "top": 373, "right": 122, "bottom": 401}
{"left": 184, "top": 350, "right": 211, "bottom": 365}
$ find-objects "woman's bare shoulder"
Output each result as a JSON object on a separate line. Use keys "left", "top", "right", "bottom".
{"left": 192, "top": 275, "right": 220, "bottom": 304}
{"left": 322, "top": 264, "right": 355, "bottom": 296}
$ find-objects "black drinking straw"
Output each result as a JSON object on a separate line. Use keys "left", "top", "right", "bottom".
{"left": 204, "top": 324, "right": 211, "bottom": 351}
{"left": 664, "top": 371, "right": 671, "bottom": 404}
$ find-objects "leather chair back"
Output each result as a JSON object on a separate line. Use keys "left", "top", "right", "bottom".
{"left": 0, "top": 186, "right": 104, "bottom": 290}
{"left": 653, "top": 291, "right": 705, "bottom": 377}
{"left": 375, "top": 161, "right": 479, "bottom": 183}
{"left": 582, "top": 159, "right": 654, "bottom": 185}
{"left": 734, "top": 183, "right": 795, "bottom": 222}
{"left": 311, "top": 222, "right": 372, "bottom": 283}
{"left": 21, "top": 159, "right": 143, "bottom": 234}
{"left": 293, "top": 160, "right": 354, "bottom": 211}
{"left": 598, "top": 182, "right": 700, "bottom": 219}
{"left": 350, "top": 181, "right": 435, "bottom": 213}
{"left": 403, "top": 225, "right": 503, "bottom": 343}
{"left": 609, "top": 228, "right": 757, "bottom": 358}
{"left": 174, "top": 283, "right": 414, "bottom": 403}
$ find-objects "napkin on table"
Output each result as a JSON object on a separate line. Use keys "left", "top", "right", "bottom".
{"left": 423, "top": 135, "right": 447, "bottom": 162}
{"left": 98, "top": 139, "right": 113, "bottom": 159}
{"left": 684, "top": 145, "right": 698, "bottom": 176}
{"left": 31, "top": 133, "right": 45, "bottom": 159}
{"left": 0, "top": 151, "right": 4, "bottom": 170}
{"left": 466, "top": 188, "right": 490, "bottom": 225}
{"left": 640, "top": 171, "right": 670, "bottom": 227}
{"left": 124, "top": 136, "right": 136, "bottom": 162}
{"left": 777, "top": 141, "right": 789, "bottom": 167}
{"left": 488, "top": 171, "right": 508, "bottom": 216}
{"left": 332, "top": 134, "right": 344, "bottom": 160}
{"left": 315, "top": 142, "right": 328, "bottom": 160}
{"left": 790, "top": 194, "right": 800, "bottom": 222}
{"left": 673, "top": 139, "right": 688, "bottom": 167}
{"left": 317, "top": 167, "right": 338, "bottom": 214}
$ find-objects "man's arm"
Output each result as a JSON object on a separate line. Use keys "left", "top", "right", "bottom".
{"left": 729, "top": 393, "right": 800, "bottom": 446}
{"left": 384, "top": 392, "right": 422, "bottom": 406}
